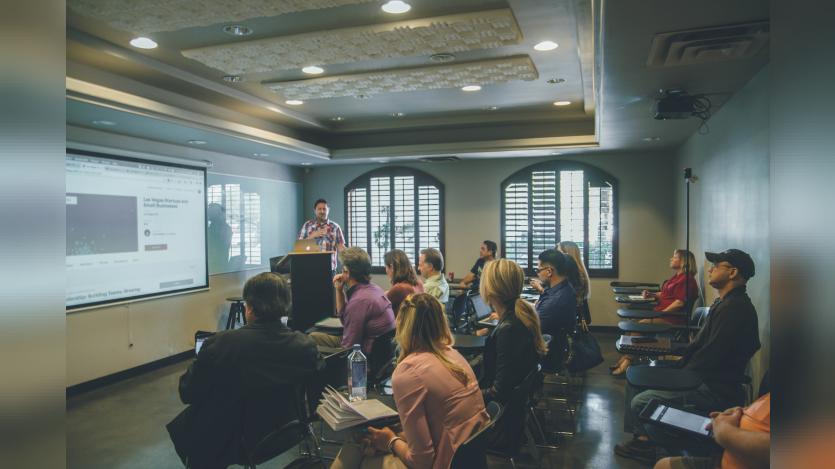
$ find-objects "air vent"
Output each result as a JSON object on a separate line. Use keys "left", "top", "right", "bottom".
{"left": 647, "top": 21, "right": 769, "bottom": 67}
{"left": 418, "top": 156, "right": 460, "bottom": 163}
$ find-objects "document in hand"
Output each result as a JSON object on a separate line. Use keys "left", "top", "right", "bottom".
{"left": 316, "top": 386, "right": 398, "bottom": 431}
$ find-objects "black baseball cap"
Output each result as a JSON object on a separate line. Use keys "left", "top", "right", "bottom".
{"left": 705, "top": 249, "right": 755, "bottom": 279}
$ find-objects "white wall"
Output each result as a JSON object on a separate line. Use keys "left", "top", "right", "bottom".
{"left": 303, "top": 151, "right": 679, "bottom": 326}
{"left": 674, "top": 66, "right": 770, "bottom": 385}
{"left": 66, "top": 127, "right": 303, "bottom": 386}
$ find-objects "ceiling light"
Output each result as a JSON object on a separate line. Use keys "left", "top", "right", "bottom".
{"left": 223, "top": 25, "right": 252, "bottom": 36}
{"left": 285, "top": 99, "right": 304, "bottom": 105}
{"left": 302, "top": 65, "right": 324, "bottom": 75}
{"left": 550, "top": 151, "right": 562, "bottom": 156}
{"left": 187, "top": 140, "right": 207, "bottom": 145}
{"left": 553, "top": 100, "right": 571, "bottom": 106}
{"left": 485, "top": 106, "right": 499, "bottom": 111}
{"left": 382, "top": 1, "right": 411, "bottom": 14}
{"left": 461, "top": 85, "right": 482, "bottom": 92}
{"left": 253, "top": 152, "right": 270, "bottom": 157}
{"left": 129, "top": 37, "right": 157, "bottom": 49}
{"left": 331, "top": 116, "right": 344, "bottom": 122}
{"left": 301, "top": 162, "right": 312, "bottom": 166}
{"left": 534, "top": 41, "right": 559, "bottom": 51}
{"left": 391, "top": 112, "right": 405, "bottom": 117}
{"left": 91, "top": 120, "right": 117, "bottom": 126}
{"left": 643, "top": 136, "right": 662, "bottom": 142}
{"left": 222, "top": 75, "right": 241, "bottom": 82}
{"left": 547, "top": 78, "right": 566, "bottom": 84}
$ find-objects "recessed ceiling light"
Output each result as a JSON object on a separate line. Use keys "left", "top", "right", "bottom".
{"left": 301, "top": 162, "right": 313, "bottom": 166}
{"left": 485, "top": 106, "right": 499, "bottom": 111}
{"left": 382, "top": 0, "right": 411, "bottom": 14}
{"left": 534, "top": 40, "right": 559, "bottom": 51}
{"left": 91, "top": 120, "right": 117, "bottom": 126}
{"left": 547, "top": 78, "right": 566, "bottom": 84}
{"left": 302, "top": 65, "right": 324, "bottom": 75}
{"left": 187, "top": 140, "right": 207, "bottom": 145}
{"left": 222, "top": 75, "right": 241, "bottom": 83}
{"left": 391, "top": 112, "right": 405, "bottom": 117}
{"left": 331, "top": 116, "right": 344, "bottom": 122}
{"left": 550, "top": 151, "right": 562, "bottom": 156}
{"left": 223, "top": 25, "right": 252, "bottom": 36}
{"left": 285, "top": 99, "right": 304, "bottom": 105}
{"left": 553, "top": 100, "right": 571, "bottom": 106}
{"left": 129, "top": 37, "right": 157, "bottom": 49}
{"left": 253, "top": 152, "right": 270, "bottom": 157}
{"left": 354, "top": 94, "right": 371, "bottom": 99}
{"left": 643, "top": 136, "right": 662, "bottom": 142}
{"left": 462, "top": 85, "right": 482, "bottom": 92}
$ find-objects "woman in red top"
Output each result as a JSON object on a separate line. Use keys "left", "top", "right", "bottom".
{"left": 612, "top": 249, "right": 699, "bottom": 376}
{"left": 384, "top": 249, "right": 424, "bottom": 316}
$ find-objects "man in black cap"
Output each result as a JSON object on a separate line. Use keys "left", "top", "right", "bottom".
{"left": 615, "top": 249, "right": 761, "bottom": 465}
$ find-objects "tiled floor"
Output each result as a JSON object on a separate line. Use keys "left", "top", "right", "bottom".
{"left": 67, "top": 331, "right": 648, "bottom": 468}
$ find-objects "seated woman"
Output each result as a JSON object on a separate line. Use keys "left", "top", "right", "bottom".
{"left": 331, "top": 293, "right": 488, "bottom": 469}
{"left": 478, "top": 259, "right": 548, "bottom": 450}
{"left": 611, "top": 249, "right": 699, "bottom": 376}
{"left": 384, "top": 249, "right": 424, "bottom": 316}
{"left": 558, "top": 240, "right": 592, "bottom": 325}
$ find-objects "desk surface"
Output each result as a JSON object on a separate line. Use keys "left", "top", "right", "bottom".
{"left": 626, "top": 365, "right": 702, "bottom": 391}
{"left": 452, "top": 333, "right": 487, "bottom": 350}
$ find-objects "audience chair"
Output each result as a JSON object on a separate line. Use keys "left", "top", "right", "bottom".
{"left": 450, "top": 401, "right": 503, "bottom": 469}
{"left": 487, "top": 367, "right": 547, "bottom": 468}
{"left": 368, "top": 329, "right": 397, "bottom": 387}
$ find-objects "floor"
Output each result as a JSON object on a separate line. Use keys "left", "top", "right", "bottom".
{"left": 67, "top": 331, "right": 648, "bottom": 469}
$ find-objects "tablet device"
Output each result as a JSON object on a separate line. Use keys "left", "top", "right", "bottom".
{"left": 639, "top": 399, "right": 713, "bottom": 439}
{"left": 469, "top": 294, "right": 493, "bottom": 320}
{"left": 194, "top": 330, "right": 215, "bottom": 355}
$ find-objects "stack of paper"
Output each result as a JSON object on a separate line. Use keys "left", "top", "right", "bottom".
{"left": 316, "top": 386, "right": 398, "bottom": 431}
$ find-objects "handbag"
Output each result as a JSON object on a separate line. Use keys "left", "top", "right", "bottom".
{"left": 564, "top": 320, "right": 604, "bottom": 373}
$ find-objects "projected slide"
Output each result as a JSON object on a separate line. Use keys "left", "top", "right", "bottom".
{"left": 66, "top": 151, "right": 208, "bottom": 309}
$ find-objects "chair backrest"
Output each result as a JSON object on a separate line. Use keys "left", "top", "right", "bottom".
{"left": 487, "top": 366, "right": 542, "bottom": 456}
{"left": 242, "top": 383, "right": 309, "bottom": 466}
{"left": 691, "top": 306, "right": 710, "bottom": 328}
{"left": 450, "top": 401, "right": 503, "bottom": 469}
{"left": 368, "top": 328, "right": 397, "bottom": 384}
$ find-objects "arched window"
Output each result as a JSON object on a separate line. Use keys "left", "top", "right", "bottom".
{"left": 501, "top": 161, "right": 618, "bottom": 277}
{"left": 345, "top": 167, "right": 444, "bottom": 271}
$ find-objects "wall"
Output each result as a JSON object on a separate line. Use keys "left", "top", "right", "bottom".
{"left": 66, "top": 127, "right": 304, "bottom": 386}
{"left": 303, "top": 151, "right": 679, "bottom": 327}
{"left": 674, "top": 66, "right": 770, "bottom": 385}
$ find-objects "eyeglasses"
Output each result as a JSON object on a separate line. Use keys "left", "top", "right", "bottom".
{"left": 536, "top": 266, "right": 551, "bottom": 273}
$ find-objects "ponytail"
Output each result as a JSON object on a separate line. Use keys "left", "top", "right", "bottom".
{"left": 513, "top": 298, "right": 549, "bottom": 356}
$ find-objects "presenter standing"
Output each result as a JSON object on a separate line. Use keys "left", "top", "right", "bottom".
{"left": 298, "top": 198, "right": 345, "bottom": 271}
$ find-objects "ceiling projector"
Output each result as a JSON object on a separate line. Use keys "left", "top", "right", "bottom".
{"left": 653, "top": 89, "right": 701, "bottom": 120}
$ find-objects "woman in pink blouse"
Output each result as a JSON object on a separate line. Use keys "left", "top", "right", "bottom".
{"left": 331, "top": 293, "right": 489, "bottom": 469}
{"left": 384, "top": 249, "right": 424, "bottom": 316}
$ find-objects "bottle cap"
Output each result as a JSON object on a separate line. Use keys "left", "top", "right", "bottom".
{"left": 353, "top": 344, "right": 361, "bottom": 350}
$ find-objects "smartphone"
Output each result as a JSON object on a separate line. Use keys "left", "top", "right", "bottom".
{"left": 639, "top": 399, "right": 713, "bottom": 439}
{"left": 194, "top": 330, "right": 215, "bottom": 355}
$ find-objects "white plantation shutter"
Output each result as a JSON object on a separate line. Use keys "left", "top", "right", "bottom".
{"left": 501, "top": 162, "right": 618, "bottom": 276}
{"left": 346, "top": 168, "right": 443, "bottom": 269}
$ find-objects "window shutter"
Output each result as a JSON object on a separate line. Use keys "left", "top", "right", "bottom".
{"left": 532, "top": 170, "right": 557, "bottom": 257}
{"left": 418, "top": 185, "right": 440, "bottom": 253}
{"left": 393, "top": 176, "right": 416, "bottom": 263}
{"left": 369, "top": 176, "right": 391, "bottom": 266}
{"left": 559, "top": 170, "right": 585, "bottom": 252}
{"left": 504, "top": 182, "right": 530, "bottom": 268}
{"left": 347, "top": 187, "right": 368, "bottom": 253}
{"left": 588, "top": 183, "right": 614, "bottom": 269}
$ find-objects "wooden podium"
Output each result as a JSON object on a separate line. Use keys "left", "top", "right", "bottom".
{"left": 288, "top": 251, "right": 334, "bottom": 332}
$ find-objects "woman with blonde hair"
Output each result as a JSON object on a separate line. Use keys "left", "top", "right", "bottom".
{"left": 383, "top": 249, "right": 424, "bottom": 316}
{"left": 557, "top": 240, "right": 592, "bottom": 324}
{"left": 331, "top": 293, "right": 488, "bottom": 469}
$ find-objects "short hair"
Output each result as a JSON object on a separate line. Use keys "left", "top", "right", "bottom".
{"left": 538, "top": 249, "right": 568, "bottom": 276}
{"left": 420, "top": 248, "right": 444, "bottom": 272}
{"left": 242, "top": 272, "right": 291, "bottom": 322}
{"left": 313, "top": 198, "right": 328, "bottom": 209}
{"left": 340, "top": 247, "right": 372, "bottom": 283}
{"left": 483, "top": 240, "right": 497, "bottom": 257}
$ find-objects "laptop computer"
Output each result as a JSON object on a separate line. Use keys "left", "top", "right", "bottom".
{"left": 293, "top": 238, "right": 323, "bottom": 253}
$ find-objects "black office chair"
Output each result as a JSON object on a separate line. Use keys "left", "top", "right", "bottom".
{"left": 450, "top": 401, "right": 503, "bottom": 469}
{"left": 240, "top": 384, "right": 325, "bottom": 469}
{"left": 487, "top": 367, "right": 545, "bottom": 468}
{"left": 368, "top": 329, "right": 397, "bottom": 386}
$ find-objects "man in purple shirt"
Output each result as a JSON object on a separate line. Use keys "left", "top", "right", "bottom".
{"left": 309, "top": 247, "right": 394, "bottom": 354}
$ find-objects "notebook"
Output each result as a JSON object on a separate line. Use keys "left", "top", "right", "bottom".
{"left": 616, "top": 336, "right": 672, "bottom": 354}
{"left": 315, "top": 317, "right": 344, "bottom": 330}
{"left": 316, "top": 386, "right": 399, "bottom": 431}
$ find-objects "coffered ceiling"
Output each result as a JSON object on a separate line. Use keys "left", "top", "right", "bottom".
{"left": 66, "top": 0, "right": 769, "bottom": 166}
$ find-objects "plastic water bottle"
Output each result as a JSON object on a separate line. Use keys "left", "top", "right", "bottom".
{"left": 348, "top": 344, "right": 367, "bottom": 401}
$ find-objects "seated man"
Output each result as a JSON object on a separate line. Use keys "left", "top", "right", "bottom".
{"left": 616, "top": 249, "right": 762, "bottom": 465}
{"left": 167, "top": 273, "right": 323, "bottom": 469}
{"left": 655, "top": 392, "right": 770, "bottom": 469}
{"left": 458, "top": 240, "right": 497, "bottom": 293}
{"left": 532, "top": 249, "right": 577, "bottom": 370}
{"left": 419, "top": 247, "right": 450, "bottom": 304}
{"left": 310, "top": 247, "right": 395, "bottom": 354}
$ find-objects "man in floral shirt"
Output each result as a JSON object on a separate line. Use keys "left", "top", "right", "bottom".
{"left": 298, "top": 198, "right": 345, "bottom": 271}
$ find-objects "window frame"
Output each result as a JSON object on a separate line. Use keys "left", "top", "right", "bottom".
{"left": 500, "top": 160, "right": 619, "bottom": 278}
{"left": 344, "top": 166, "right": 445, "bottom": 274}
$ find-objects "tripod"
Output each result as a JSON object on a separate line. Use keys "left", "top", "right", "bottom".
{"left": 225, "top": 296, "right": 247, "bottom": 330}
